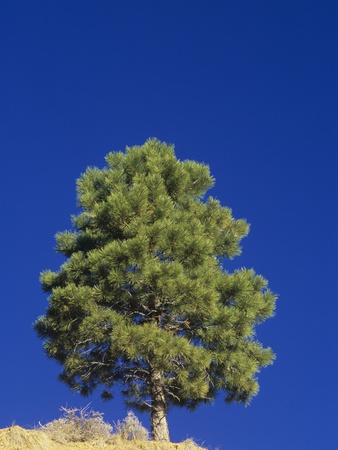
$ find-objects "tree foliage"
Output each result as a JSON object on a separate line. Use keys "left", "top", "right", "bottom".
{"left": 35, "top": 139, "right": 276, "bottom": 440}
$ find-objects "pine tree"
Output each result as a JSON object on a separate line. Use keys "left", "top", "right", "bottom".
{"left": 35, "top": 139, "right": 276, "bottom": 442}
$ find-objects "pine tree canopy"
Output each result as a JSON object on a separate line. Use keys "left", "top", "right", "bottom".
{"left": 35, "top": 139, "right": 276, "bottom": 441}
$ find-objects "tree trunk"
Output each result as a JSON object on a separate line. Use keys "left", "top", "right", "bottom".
{"left": 149, "top": 368, "right": 170, "bottom": 441}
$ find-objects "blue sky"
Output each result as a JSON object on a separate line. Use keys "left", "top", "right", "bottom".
{"left": 0, "top": 1, "right": 337, "bottom": 449}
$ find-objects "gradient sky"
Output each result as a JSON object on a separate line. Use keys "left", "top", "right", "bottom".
{"left": 0, "top": 1, "right": 337, "bottom": 449}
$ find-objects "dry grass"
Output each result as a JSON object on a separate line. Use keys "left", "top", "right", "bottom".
{"left": 0, "top": 426, "right": 51, "bottom": 450}
{"left": 0, "top": 406, "right": 206, "bottom": 450}
{"left": 0, "top": 426, "right": 205, "bottom": 450}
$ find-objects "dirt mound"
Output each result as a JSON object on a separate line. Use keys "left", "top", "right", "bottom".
{"left": 0, "top": 426, "right": 203, "bottom": 450}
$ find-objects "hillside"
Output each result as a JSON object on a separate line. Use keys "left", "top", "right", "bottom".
{"left": 0, "top": 426, "right": 205, "bottom": 450}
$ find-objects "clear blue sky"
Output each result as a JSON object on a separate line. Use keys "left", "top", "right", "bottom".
{"left": 0, "top": 1, "right": 337, "bottom": 449}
